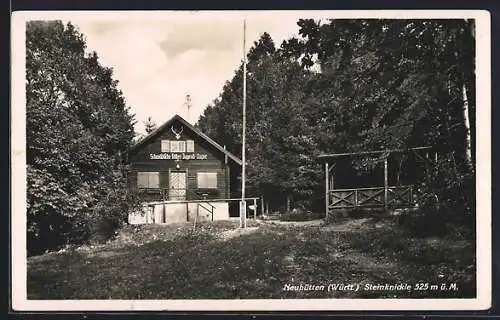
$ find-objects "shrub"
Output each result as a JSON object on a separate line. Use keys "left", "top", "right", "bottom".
{"left": 396, "top": 205, "right": 448, "bottom": 237}
{"left": 411, "top": 152, "right": 475, "bottom": 233}
{"left": 279, "top": 209, "right": 323, "bottom": 221}
{"left": 322, "top": 207, "right": 378, "bottom": 225}
{"left": 323, "top": 210, "right": 349, "bottom": 225}
{"left": 27, "top": 175, "right": 144, "bottom": 255}
{"left": 87, "top": 187, "right": 145, "bottom": 244}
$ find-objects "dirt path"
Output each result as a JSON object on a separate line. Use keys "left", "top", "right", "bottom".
{"left": 321, "top": 218, "right": 373, "bottom": 232}
{"left": 218, "top": 226, "right": 260, "bottom": 241}
{"left": 260, "top": 219, "right": 324, "bottom": 227}
{"left": 260, "top": 217, "right": 375, "bottom": 231}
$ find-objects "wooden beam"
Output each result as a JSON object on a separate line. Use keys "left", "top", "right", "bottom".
{"left": 162, "top": 188, "right": 166, "bottom": 223}
{"left": 317, "top": 146, "right": 432, "bottom": 159}
{"left": 328, "top": 162, "right": 335, "bottom": 190}
{"left": 146, "top": 197, "right": 260, "bottom": 205}
{"left": 325, "top": 161, "right": 329, "bottom": 217}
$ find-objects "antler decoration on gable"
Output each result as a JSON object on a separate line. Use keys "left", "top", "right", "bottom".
{"left": 171, "top": 124, "right": 184, "bottom": 140}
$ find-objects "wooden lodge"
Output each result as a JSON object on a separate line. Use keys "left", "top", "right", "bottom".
{"left": 127, "top": 114, "right": 243, "bottom": 224}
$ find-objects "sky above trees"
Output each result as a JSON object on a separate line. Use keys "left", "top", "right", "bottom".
{"left": 13, "top": 10, "right": 481, "bottom": 138}
{"left": 68, "top": 12, "right": 303, "bottom": 134}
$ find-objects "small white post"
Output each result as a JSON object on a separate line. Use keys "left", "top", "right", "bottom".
{"left": 240, "top": 200, "right": 247, "bottom": 228}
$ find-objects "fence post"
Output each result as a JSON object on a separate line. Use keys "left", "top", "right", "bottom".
{"left": 240, "top": 200, "right": 247, "bottom": 228}
{"left": 409, "top": 185, "right": 413, "bottom": 206}
{"left": 194, "top": 204, "right": 199, "bottom": 230}
{"left": 253, "top": 198, "right": 257, "bottom": 219}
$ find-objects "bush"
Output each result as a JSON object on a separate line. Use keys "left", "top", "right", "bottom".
{"left": 322, "top": 213, "right": 346, "bottom": 226}
{"left": 279, "top": 209, "right": 323, "bottom": 221}
{"left": 27, "top": 212, "right": 75, "bottom": 256}
{"left": 322, "top": 207, "right": 378, "bottom": 225}
{"left": 27, "top": 177, "right": 144, "bottom": 255}
{"left": 411, "top": 152, "right": 475, "bottom": 233}
{"left": 349, "top": 207, "right": 371, "bottom": 218}
{"left": 87, "top": 188, "right": 144, "bottom": 244}
{"left": 396, "top": 205, "right": 448, "bottom": 237}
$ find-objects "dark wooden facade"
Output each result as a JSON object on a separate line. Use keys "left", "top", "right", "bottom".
{"left": 128, "top": 115, "right": 242, "bottom": 204}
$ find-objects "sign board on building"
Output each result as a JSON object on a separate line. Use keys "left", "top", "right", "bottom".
{"left": 149, "top": 153, "right": 209, "bottom": 160}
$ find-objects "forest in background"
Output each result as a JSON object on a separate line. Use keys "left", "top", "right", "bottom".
{"left": 197, "top": 19, "right": 475, "bottom": 225}
{"left": 25, "top": 19, "right": 476, "bottom": 254}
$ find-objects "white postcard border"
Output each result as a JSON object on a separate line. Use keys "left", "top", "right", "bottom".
{"left": 11, "top": 9, "right": 492, "bottom": 311}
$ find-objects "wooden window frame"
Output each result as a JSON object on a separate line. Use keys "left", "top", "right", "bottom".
{"left": 186, "top": 140, "right": 195, "bottom": 152}
{"left": 170, "top": 140, "right": 186, "bottom": 153}
{"left": 197, "top": 172, "right": 218, "bottom": 189}
{"left": 161, "top": 140, "right": 170, "bottom": 152}
{"left": 137, "top": 171, "right": 160, "bottom": 189}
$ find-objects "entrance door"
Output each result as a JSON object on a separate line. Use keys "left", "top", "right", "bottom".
{"left": 168, "top": 171, "right": 188, "bottom": 222}
{"left": 169, "top": 171, "right": 186, "bottom": 200}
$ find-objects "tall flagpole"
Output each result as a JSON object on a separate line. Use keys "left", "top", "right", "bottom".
{"left": 240, "top": 19, "right": 247, "bottom": 228}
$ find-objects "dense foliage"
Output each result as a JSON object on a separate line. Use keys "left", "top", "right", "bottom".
{"left": 197, "top": 20, "right": 475, "bottom": 226}
{"left": 26, "top": 21, "right": 137, "bottom": 254}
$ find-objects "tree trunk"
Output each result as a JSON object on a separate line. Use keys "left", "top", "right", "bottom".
{"left": 465, "top": 19, "right": 476, "bottom": 167}
{"left": 462, "top": 84, "right": 473, "bottom": 168}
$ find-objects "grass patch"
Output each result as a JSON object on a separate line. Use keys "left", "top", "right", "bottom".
{"left": 27, "top": 217, "right": 476, "bottom": 299}
{"left": 345, "top": 218, "right": 476, "bottom": 298}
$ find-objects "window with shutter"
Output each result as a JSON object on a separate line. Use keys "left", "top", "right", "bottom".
{"left": 137, "top": 172, "right": 160, "bottom": 188}
{"left": 149, "top": 172, "right": 159, "bottom": 188}
{"left": 197, "top": 172, "right": 217, "bottom": 189}
{"left": 137, "top": 172, "right": 148, "bottom": 188}
{"left": 170, "top": 140, "right": 186, "bottom": 152}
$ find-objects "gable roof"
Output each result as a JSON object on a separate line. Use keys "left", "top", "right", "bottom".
{"left": 131, "top": 114, "right": 242, "bottom": 166}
